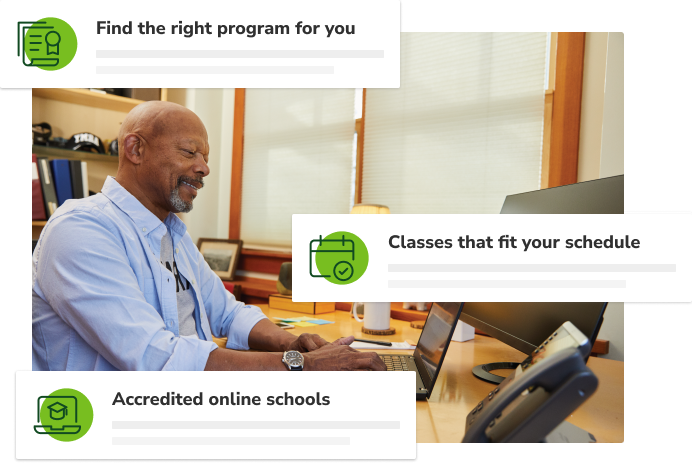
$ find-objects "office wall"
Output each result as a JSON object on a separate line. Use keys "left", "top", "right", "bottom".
{"left": 599, "top": 33, "right": 625, "bottom": 178}
{"left": 577, "top": 32, "right": 625, "bottom": 182}
{"left": 577, "top": 32, "right": 609, "bottom": 182}
{"left": 598, "top": 302, "right": 624, "bottom": 361}
{"left": 167, "top": 89, "right": 234, "bottom": 245}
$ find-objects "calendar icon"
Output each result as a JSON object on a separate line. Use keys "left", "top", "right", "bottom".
{"left": 309, "top": 234, "right": 356, "bottom": 281}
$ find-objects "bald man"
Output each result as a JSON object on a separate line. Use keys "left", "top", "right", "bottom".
{"left": 32, "top": 102, "right": 386, "bottom": 372}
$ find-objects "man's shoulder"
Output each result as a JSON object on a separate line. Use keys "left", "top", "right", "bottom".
{"left": 43, "top": 193, "right": 131, "bottom": 238}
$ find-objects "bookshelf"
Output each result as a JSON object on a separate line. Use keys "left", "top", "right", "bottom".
{"left": 32, "top": 88, "right": 146, "bottom": 113}
{"left": 32, "top": 88, "right": 167, "bottom": 239}
{"left": 32, "top": 145, "right": 118, "bottom": 163}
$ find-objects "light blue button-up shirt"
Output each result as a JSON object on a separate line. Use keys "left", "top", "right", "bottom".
{"left": 32, "top": 176, "right": 267, "bottom": 371}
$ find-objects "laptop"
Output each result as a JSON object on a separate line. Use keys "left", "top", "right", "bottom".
{"left": 380, "top": 302, "right": 464, "bottom": 400}
{"left": 34, "top": 395, "right": 82, "bottom": 435}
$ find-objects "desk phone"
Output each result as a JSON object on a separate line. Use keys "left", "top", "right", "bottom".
{"left": 462, "top": 321, "right": 598, "bottom": 443}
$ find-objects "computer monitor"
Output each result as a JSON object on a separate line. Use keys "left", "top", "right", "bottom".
{"left": 459, "top": 302, "right": 607, "bottom": 384}
{"left": 472, "top": 176, "right": 622, "bottom": 383}
{"left": 500, "top": 175, "right": 624, "bottom": 214}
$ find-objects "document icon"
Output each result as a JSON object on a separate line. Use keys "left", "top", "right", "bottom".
{"left": 18, "top": 21, "right": 60, "bottom": 67}
{"left": 17, "top": 18, "right": 77, "bottom": 71}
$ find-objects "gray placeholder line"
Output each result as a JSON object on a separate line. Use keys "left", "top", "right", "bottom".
{"left": 112, "top": 437, "right": 349, "bottom": 446}
{"left": 388, "top": 264, "right": 676, "bottom": 273}
{"left": 96, "top": 66, "right": 334, "bottom": 74}
{"left": 113, "top": 421, "right": 399, "bottom": 430}
{"left": 388, "top": 280, "right": 626, "bottom": 289}
{"left": 97, "top": 50, "right": 384, "bottom": 58}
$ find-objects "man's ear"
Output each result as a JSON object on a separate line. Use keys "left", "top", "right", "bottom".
{"left": 121, "top": 133, "right": 144, "bottom": 165}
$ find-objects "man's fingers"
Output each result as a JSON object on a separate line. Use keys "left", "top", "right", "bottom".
{"left": 333, "top": 336, "right": 355, "bottom": 346}
{"left": 350, "top": 351, "right": 387, "bottom": 371}
{"left": 298, "top": 333, "right": 329, "bottom": 351}
{"left": 311, "top": 334, "right": 330, "bottom": 348}
{"left": 300, "top": 334, "right": 319, "bottom": 352}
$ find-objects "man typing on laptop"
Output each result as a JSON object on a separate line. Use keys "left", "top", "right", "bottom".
{"left": 32, "top": 101, "right": 386, "bottom": 372}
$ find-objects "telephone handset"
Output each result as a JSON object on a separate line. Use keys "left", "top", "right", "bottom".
{"left": 462, "top": 322, "right": 598, "bottom": 443}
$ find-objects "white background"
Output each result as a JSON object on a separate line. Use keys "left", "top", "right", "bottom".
{"left": 293, "top": 214, "right": 691, "bottom": 302}
{"left": 16, "top": 372, "right": 415, "bottom": 459}
{"left": 1, "top": 0, "right": 400, "bottom": 88}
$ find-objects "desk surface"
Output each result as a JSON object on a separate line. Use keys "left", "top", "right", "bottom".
{"left": 215, "top": 305, "right": 624, "bottom": 443}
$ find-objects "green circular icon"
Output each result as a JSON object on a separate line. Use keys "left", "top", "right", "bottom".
{"left": 314, "top": 231, "right": 368, "bottom": 285}
{"left": 24, "top": 17, "right": 78, "bottom": 71}
{"left": 38, "top": 388, "right": 93, "bottom": 442}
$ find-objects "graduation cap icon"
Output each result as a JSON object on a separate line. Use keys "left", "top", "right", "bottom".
{"left": 34, "top": 395, "right": 83, "bottom": 436}
{"left": 47, "top": 401, "right": 68, "bottom": 420}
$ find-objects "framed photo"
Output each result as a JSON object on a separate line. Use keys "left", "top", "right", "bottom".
{"left": 197, "top": 238, "right": 243, "bottom": 281}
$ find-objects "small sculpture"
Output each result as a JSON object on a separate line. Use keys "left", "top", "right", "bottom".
{"left": 277, "top": 262, "right": 292, "bottom": 295}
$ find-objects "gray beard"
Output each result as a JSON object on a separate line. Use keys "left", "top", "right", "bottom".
{"left": 169, "top": 186, "right": 193, "bottom": 213}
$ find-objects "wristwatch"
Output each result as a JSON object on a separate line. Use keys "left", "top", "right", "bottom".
{"left": 282, "top": 350, "right": 304, "bottom": 371}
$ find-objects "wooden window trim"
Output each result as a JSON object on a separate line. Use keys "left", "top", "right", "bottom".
{"left": 229, "top": 88, "right": 245, "bottom": 240}
{"left": 546, "top": 32, "right": 586, "bottom": 188}
{"left": 354, "top": 88, "right": 366, "bottom": 205}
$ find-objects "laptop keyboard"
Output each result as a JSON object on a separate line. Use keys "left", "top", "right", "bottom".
{"left": 380, "top": 355, "right": 410, "bottom": 371}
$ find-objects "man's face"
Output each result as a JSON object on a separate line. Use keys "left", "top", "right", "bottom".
{"left": 143, "top": 111, "right": 210, "bottom": 214}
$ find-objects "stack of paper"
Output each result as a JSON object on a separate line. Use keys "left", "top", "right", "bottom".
{"left": 273, "top": 316, "right": 335, "bottom": 327}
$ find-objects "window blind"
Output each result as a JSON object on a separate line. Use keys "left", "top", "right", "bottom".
{"left": 362, "top": 33, "right": 548, "bottom": 213}
{"left": 241, "top": 89, "right": 355, "bottom": 247}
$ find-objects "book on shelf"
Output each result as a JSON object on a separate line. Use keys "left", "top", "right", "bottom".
{"left": 50, "top": 159, "right": 73, "bottom": 206}
{"left": 80, "top": 161, "right": 89, "bottom": 197}
{"left": 32, "top": 154, "right": 46, "bottom": 220}
{"left": 36, "top": 157, "right": 58, "bottom": 218}
{"left": 69, "top": 160, "right": 84, "bottom": 199}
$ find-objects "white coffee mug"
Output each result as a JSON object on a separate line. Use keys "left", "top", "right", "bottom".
{"left": 353, "top": 302, "right": 391, "bottom": 331}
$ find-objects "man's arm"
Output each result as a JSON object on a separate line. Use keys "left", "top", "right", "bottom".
{"left": 247, "top": 319, "right": 354, "bottom": 352}
{"left": 195, "top": 247, "right": 350, "bottom": 353}
{"left": 35, "top": 212, "right": 217, "bottom": 371}
{"left": 204, "top": 343, "right": 386, "bottom": 371}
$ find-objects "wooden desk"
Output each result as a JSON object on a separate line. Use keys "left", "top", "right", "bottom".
{"left": 214, "top": 305, "right": 624, "bottom": 443}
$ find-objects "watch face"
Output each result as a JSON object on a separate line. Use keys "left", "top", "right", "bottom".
{"left": 285, "top": 351, "right": 303, "bottom": 367}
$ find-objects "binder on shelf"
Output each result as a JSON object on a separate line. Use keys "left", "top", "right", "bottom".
{"left": 36, "top": 157, "right": 58, "bottom": 217}
{"left": 69, "top": 160, "right": 84, "bottom": 199}
{"left": 80, "top": 161, "right": 89, "bottom": 197}
{"left": 32, "top": 154, "right": 46, "bottom": 220}
{"left": 50, "top": 159, "right": 73, "bottom": 207}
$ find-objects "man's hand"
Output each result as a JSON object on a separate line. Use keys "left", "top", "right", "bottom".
{"left": 286, "top": 334, "right": 356, "bottom": 352}
{"left": 303, "top": 344, "right": 387, "bottom": 371}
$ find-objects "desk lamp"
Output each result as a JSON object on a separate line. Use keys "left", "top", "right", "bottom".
{"left": 350, "top": 203, "right": 390, "bottom": 215}
{"left": 350, "top": 204, "right": 394, "bottom": 335}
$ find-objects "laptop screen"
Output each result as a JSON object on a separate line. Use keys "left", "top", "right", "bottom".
{"left": 416, "top": 303, "right": 463, "bottom": 381}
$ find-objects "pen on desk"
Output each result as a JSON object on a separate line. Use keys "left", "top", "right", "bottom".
{"left": 352, "top": 338, "right": 393, "bottom": 347}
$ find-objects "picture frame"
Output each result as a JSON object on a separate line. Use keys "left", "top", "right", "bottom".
{"left": 196, "top": 238, "right": 243, "bottom": 281}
